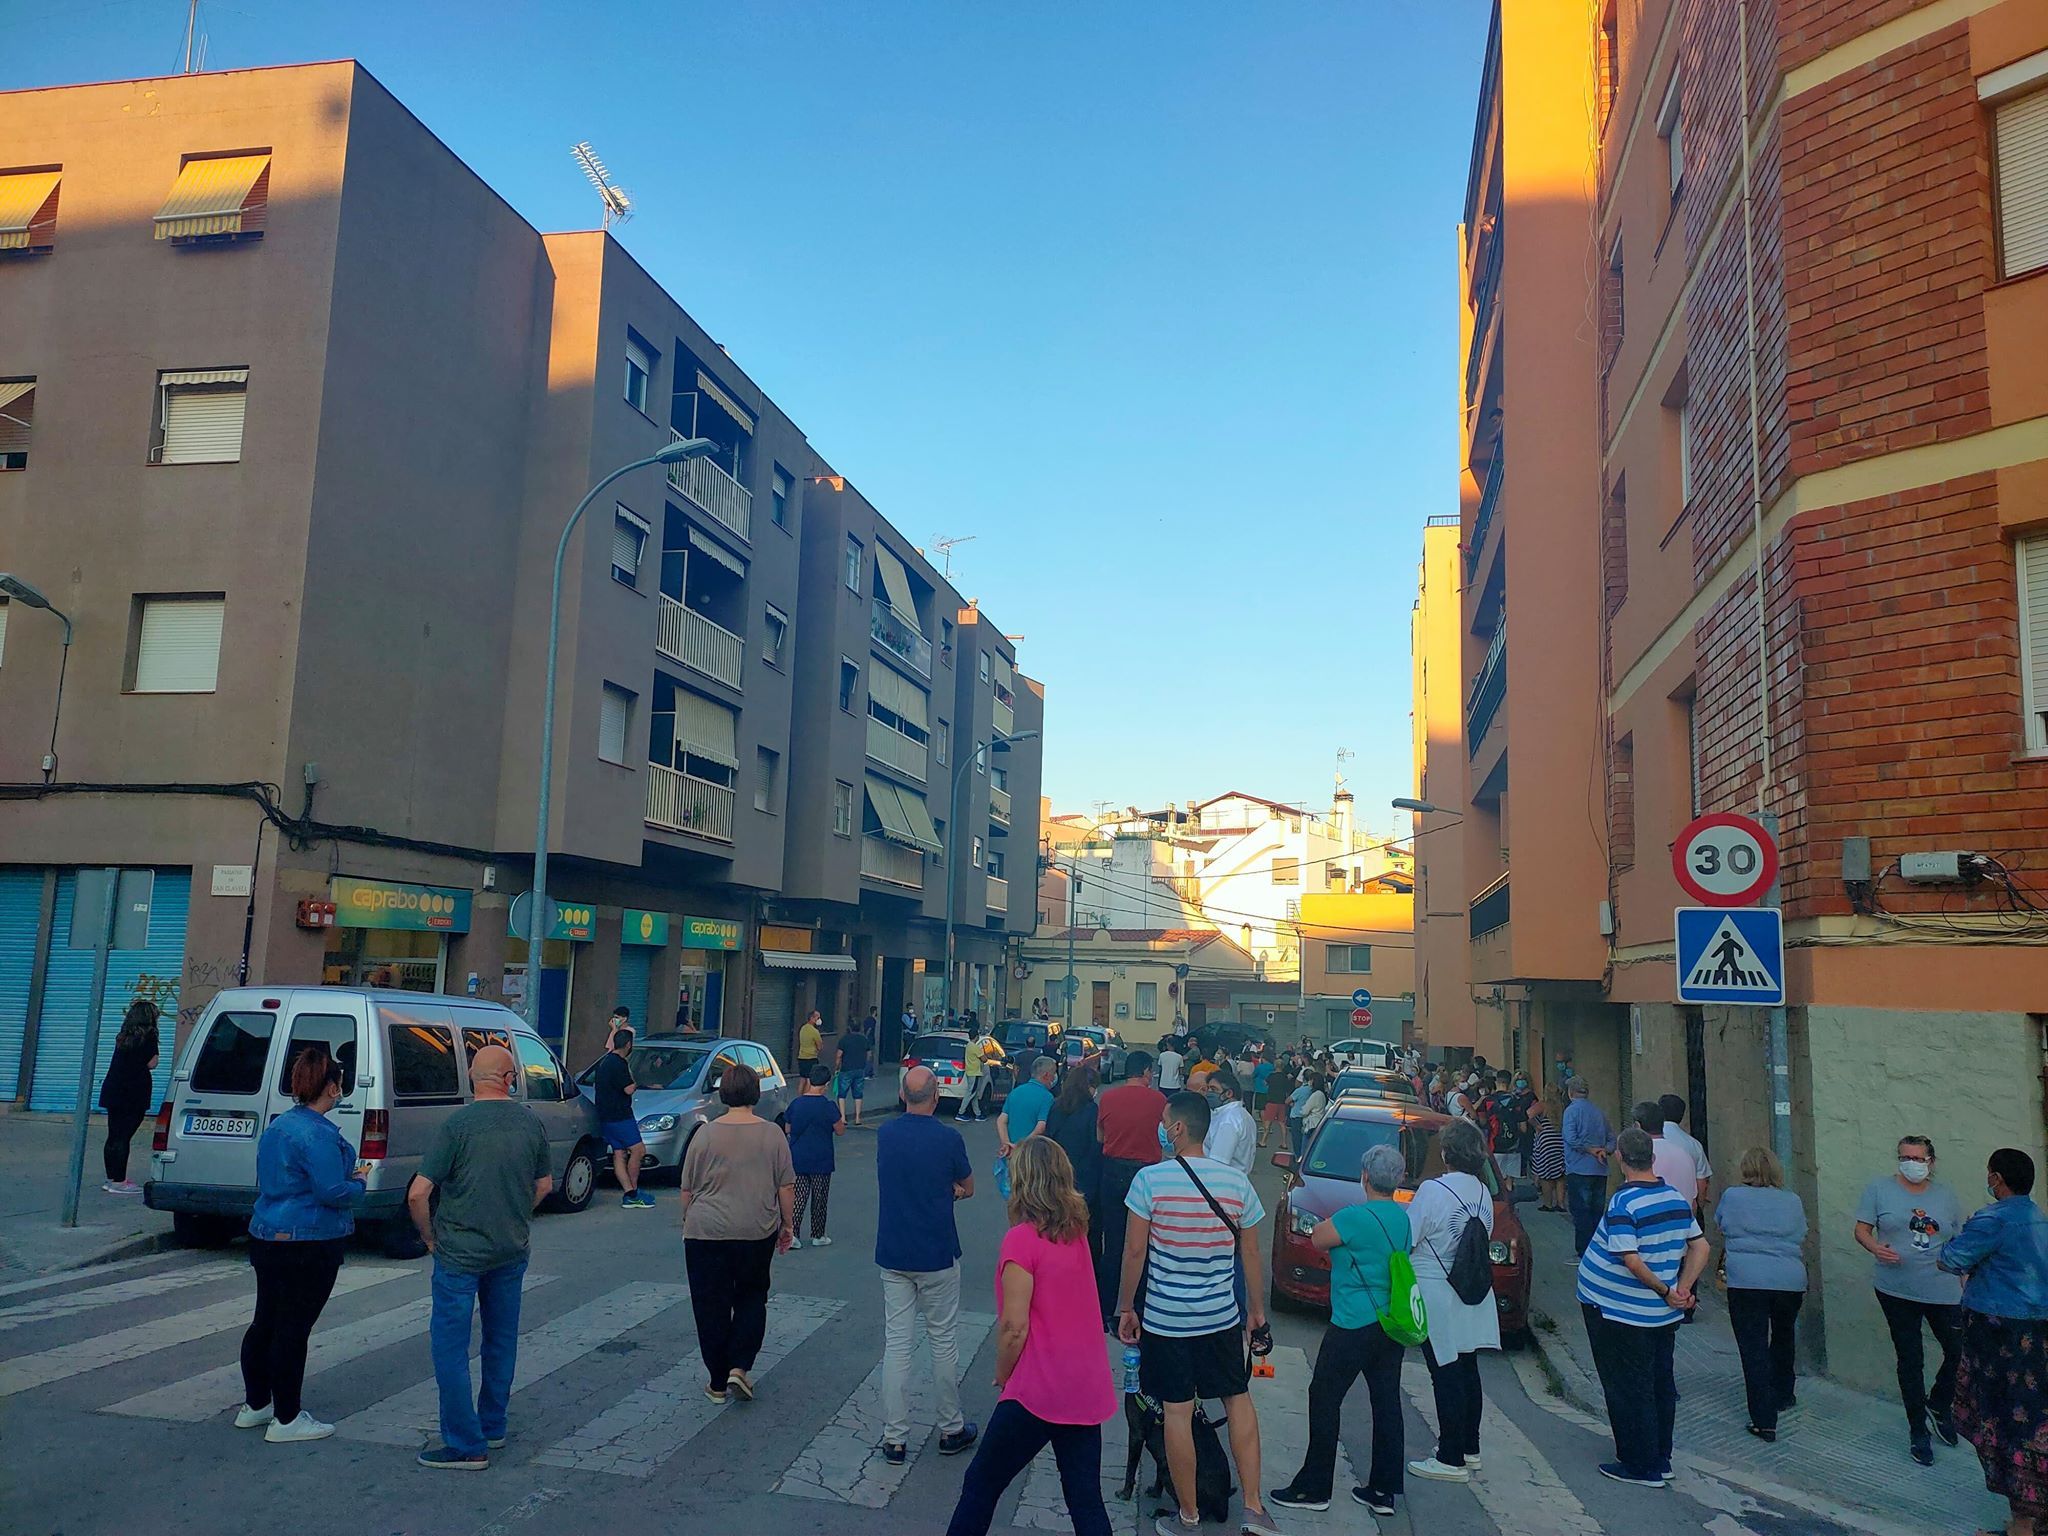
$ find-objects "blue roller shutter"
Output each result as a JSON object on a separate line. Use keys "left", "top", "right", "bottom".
{"left": 614, "top": 946, "right": 652, "bottom": 1033}
{"left": 29, "top": 869, "right": 192, "bottom": 1113}
{"left": 0, "top": 869, "right": 45, "bottom": 1099}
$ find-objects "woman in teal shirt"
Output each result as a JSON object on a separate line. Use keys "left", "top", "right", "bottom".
{"left": 1270, "top": 1142, "right": 1411, "bottom": 1518}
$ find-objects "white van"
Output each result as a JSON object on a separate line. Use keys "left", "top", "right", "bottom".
{"left": 147, "top": 987, "right": 603, "bottom": 1248}
{"left": 1328, "top": 1038, "right": 1397, "bottom": 1073}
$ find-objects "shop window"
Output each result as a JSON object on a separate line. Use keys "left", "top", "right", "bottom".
{"left": 154, "top": 368, "right": 247, "bottom": 464}
{"left": 388, "top": 1022, "right": 459, "bottom": 1101}
{"left": 0, "top": 378, "right": 34, "bottom": 468}
{"left": 275, "top": 1014, "right": 358, "bottom": 1096}
{"left": 625, "top": 329, "right": 656, "bottom": 414}
{"left": 834, "top": 779, "right": 854, "bottom": 837}
{"left": 189, "top": 1010, "right": 275, "bottom": 1095}
{"left": 130, "top": 594, "right": 225, "bottom": 694}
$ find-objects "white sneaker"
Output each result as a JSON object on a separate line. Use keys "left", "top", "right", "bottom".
{"left": 1407, "top": 1457, "right": 1471, "bottom": 1482}
{"left": 234, "top": 1404, "right": 275, "bottom": 1429}
{"left": 264, "top": 1412, "right": 335, "bottom": 1443}
{"left": 811, "top": 1235, "right": 833, "bottom": 1248}
{"left": 788, "top": 1237, "right": 803, "bottom": 1249}
{"left": 102, "top": 1180, "right": 143, "bottom": 1195}
{"left": 1466, "top": 1454, "right": 1482, "bottom": 1470}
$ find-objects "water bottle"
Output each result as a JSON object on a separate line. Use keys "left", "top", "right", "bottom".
{"left": 1121, "top": 1343, "right": 1142, "bottom": 1394}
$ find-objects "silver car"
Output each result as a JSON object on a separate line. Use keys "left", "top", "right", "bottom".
{"left": 575, "top": 1034, "right": 792, "bottom": 1174}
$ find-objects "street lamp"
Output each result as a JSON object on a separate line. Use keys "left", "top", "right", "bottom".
{"left": 525, "top": 437, "right": 719, "bottom": 1033}
{"left": 0, "top": 572, "right": 74, "bottom": 784}
{"left": 943, "top": 728, "right": 1038, "bottom": 1019}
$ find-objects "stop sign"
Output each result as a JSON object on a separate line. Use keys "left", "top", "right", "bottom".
{"left": 1351, "top": 1007, "right": 1372, "bottom": 1027}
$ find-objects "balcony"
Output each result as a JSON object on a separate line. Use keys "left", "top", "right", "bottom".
{"left": 861, "top": 835, "right": 924, "bottom": 890}
{"left": 646, "top": 761, "right": 735, "bottom": 843}
{"left": 669, "top": 434, "right": 752, "bottom": 542}
{"left": 985, "top": 874, "right": 1009, "bottom": 910}
{"left": 866, "top": 715, "right": 928, "bottom": 783}
{"left": 1465, "top": 454, "right": 1503, "bottom": 579}
{"left": 657, "top": 597, "right": 744, "bottom": 690}
{"left": 1464, "top": 241, "right": 1502, "bottom": 408}
{"left": 1465, "top": 621, "right": 1507, "bottom": 757}
{"left": 870, "top": 600, "right": 932, "bottom": 678}
{"left": 1470, "top": 871, "right": 1510, "bottom": 939}
{"left": 993, "top": 695, "right": 1015, "bottom": 737}
{"left": 989, "top": 783, "right": 1012, "bottom": 827}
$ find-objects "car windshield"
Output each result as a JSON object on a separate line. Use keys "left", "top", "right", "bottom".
{"left": 911, "top": 1035, "right": 966, "bottom": 1065}
{"left": 631, "top": 1045, "right": 711, "bottom": 1090}
{"left": 1304, "top": 1119, "right": 1404, "bottom": 1179}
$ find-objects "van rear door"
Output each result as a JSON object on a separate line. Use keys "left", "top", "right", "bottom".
{"left": 163, "top": 1003, "right": 279, "bottom": 1191}
{"left": 265, "top": 996, "right": 368, "bottom": 1163}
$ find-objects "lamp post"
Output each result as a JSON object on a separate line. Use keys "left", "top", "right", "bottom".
{"left": 0, "top": 573, "right": 74, "bottom": 784}
{"left": 525, "top": 438, "right": 718, "bottom": 1033}
{"left": 943, "top": 728, "right": 1037, "bottom": 1019}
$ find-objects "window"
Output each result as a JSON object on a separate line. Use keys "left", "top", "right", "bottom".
{"left": 624, "top": 330, "right": 656, "bottom": 414}
{"left": 513, "top": 1033, "right": 564, "bottom": 1102}
{"left": 0, "top": 378, "right": 34, "bottom": 468}
{"left": 1326, "top": 943, "right": 1371, "bottom": 974}
{"left": 1135, "top": 982, "right": 1158, "bottom": 1021}
{"left": 1597, "top": 2, "right": 1620, "bottom": 130}
{"left": 388, "top": 1021, "right": 460, "bottom": 1101}
{"left": 839, "top": 658, "right": 860, "bottom": 712}
{"left": 764, "top": 605, "right": 789, "bottom": 666}
{"left": 275, "top": 1013, "right": 358, "bottom": 1096}
{"left": 845, "top": 535, "right": 863, "bottom": 594}
{"left": 979, "top": 650, "right": 991, "bottom": 682}
{"left": 1994, "top": 83, "right": 2048, "bottom": 279}
{"left": 755, "top": 746, "right": 780, "bottom": 813}
{"left": 1684, "top": 692, "right": 1702, "bottom": 815}
{"left": 1657, "top": 71, "right": 1683, "bottom": 195}
{"left": 1603, "top": 236, "right": 1624, "bottom": 369}
{"left": 155, "top": 368, "right": 247, "bottom": 464}
{"left": 2020, "top": 535, "right": 2048, "bottom": 752}
{"left": 189, "top": 1010, "right": 275, "bottom": 1094}
{"left": 935, "top": 722, "right": 948, "bottom": 766}
{"left": 771, "top": 465, "right": 793, "bottom": 530}
{"left": 974, "top": 740, "right": 986, "bottom": 774}
{"left": 972, "top": 835, "right": 984, "bottom": 867}
{"left": 933, "top": 818, "right": 946, "bottom": 864}
{"left": 0, "top": 167, "right": 61, "bottom": 253}
{"left": 612, "top": 507, "right": 649, "bottom": 587}
{"left": 599, "top": 682, "right": 635, "bottom": 765}
{"left": 154, "top": 151, "right": 269, "bottom": 242}
{"left": 987, "top": 849, "right": 1005, "bottom": 878}
{"left": 1271, "top": 858, "right": 1299, "bottom": 886}
{"left": 992, "top": 764, "right": 1008, "bottom": 791}
{"left": 941, "top": 617, "right": 954, "bottom": 662}
{"left": 131, "top": 595, "right": 225, "bottom": 693}
{"left": 460, "top": 1025, "right": 512, "bottom": 1064}
{"left": 834, "top": 779, "right": 855, "bottom": 837}
{"left": 0, "top": 599, "right": 7, "bottom": 666}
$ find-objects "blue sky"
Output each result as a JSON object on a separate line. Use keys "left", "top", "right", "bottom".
{"left": 10, "top": 0, "right": 1490, "bottom": 831}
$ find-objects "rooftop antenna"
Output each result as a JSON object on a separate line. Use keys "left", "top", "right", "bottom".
{"left": 571, "top": 141, "right": 633, "bottom": 229}
{"left": 932, "top": 534, "right": 976, "bottom": 578}
{"left": 1334, "top": 746, "right": 1355, "bottom": 791}
{"left": 181, "top": 0, "right": 200, "bottom": 71}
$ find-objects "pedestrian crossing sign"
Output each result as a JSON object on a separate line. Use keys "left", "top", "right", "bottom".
{"left": 1674, "top": 906, "right": 1785, "bottom": 1005}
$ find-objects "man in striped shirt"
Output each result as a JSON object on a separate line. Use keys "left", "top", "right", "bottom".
{"left": 1116, "top": 1091, "right": 1281, "bottom": 1536}
{"left": 1576, "top": 1126, "right": 1711, "bottom": 1488}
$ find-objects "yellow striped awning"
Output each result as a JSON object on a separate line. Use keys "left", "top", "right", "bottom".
{"left": 154, "top": 154, "right": 270, "bottom": 239}
{"left": 0, "top": 380, "right": 35, "bottom": 412}
{"left": 0, "top": 170, "right": 60, "bottom": 250}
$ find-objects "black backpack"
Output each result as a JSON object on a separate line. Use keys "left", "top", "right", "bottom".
{"left": 1427, "top": 1179, "right": 1494, "bottom": 1306}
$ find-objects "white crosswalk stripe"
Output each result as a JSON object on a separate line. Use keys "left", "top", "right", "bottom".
{"left": 0, "top": 1266, "right": 408, "bottom": 1398}
{"left": 332, "top": 1281, "right": 688, "bottom": 1447}
{"left": 0, "top": 1254, "right": 184, "bottom": 1302}
{"left": 0, "top": 1265, "right": 233, "bottom": 1333}
{"left": 104, "top": 1273, "right": 561, "bottom": 1422}
{"left": 535, "top": 1292, "right": 843, "bottom": 1476}
{"left": 775, "top": 1309, "right": 998, "bottom": 1508}
{"left": 1402, "top": 1360, "right": 1601, "bottom": 1536}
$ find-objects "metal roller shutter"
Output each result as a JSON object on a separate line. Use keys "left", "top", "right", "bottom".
{"left": 161, "top": 386, "right": 247, "bottom": 464}
{"left": 0, "top": 869, "right": 43, "bottom": 1099}
{"left": 614, "top": 946, "right": 652, "bottom": 1030}
{"left": 29, "top": 869, "right": 191, "bottom": 1113}
{"left": 753, "top": 968, "right": 795, "bottom": 1060}
{"left": 1997, "top": 88, "right": 2048, "bottom": 279}
{"left": 134, "top": 598, "right": 224, "bottom": 693}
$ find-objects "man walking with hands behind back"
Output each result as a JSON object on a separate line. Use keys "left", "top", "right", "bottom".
{"left": 408, "top": 1044, "right": 553, "bottom": 1471}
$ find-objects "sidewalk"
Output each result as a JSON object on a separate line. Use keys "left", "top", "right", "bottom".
{"left": 1519, "top": 1204, "right": 1999, "bottom": 1534}
{"left": 0, "top": 1110, "right": 175, "bottom": 1277}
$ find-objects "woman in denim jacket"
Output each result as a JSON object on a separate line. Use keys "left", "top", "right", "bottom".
{"left": 237, "top": 1045, "right": 367, "bottom": 1445}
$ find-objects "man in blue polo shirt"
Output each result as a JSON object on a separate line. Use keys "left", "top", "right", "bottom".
{"left": 1577, "top": 1126, "right": 1711, "bottom": 1488}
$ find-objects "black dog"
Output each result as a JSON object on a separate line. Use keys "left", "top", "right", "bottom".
{"left": 1118, "top": 1394, "right": 1236, "bottom": 1522}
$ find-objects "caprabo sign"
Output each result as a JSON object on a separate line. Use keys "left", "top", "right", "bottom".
{"left": 331, "top": 876, "right": 473, "bottom": 933}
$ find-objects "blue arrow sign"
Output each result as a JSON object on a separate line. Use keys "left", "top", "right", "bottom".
{"left": 1351, "top": 988, "right": 1373, "bottom": 1009}
{"left": 1675, "top": 907, "right": 1784, "bottom": 1005}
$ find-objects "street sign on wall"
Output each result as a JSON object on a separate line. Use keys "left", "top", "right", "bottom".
{"left": 1673, "top": 813, "right": 1778, "bottom": 907}
{"left": 1675, "top": 907, "right": 1785, "bottom": 1005}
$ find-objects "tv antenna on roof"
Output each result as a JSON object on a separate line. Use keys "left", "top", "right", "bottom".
{"left": 571, "top": 142, "right": 633, "bottom": 229}
{"left": 932, "top": 534, "right": 976, "bottom": 577}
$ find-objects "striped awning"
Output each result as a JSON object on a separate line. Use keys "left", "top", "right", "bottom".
{"left": 874, "top": 542, "right": 919, "bottom": 619}
{"left": 687, "top": 524, "right": 747, "bottom": 577}
{"left": 0, "top": 379, "right": 35, "bottom": 412}
{"left": 696, "top": 370, "right": 755, "bottom": 435}
{"left": 762, "top": 950, "right": 856, "bottom": 972}
{"left": 0, "top": 170, "right": 60, "bottom": 250}
{"left": 159, "top": 368, "right": 249, "bottom": 387}
{"left": 676, "top": 689, "right": 739, "bottom": 767}
{"left": 154, "top": 154, "right": 269, "bottom": 239}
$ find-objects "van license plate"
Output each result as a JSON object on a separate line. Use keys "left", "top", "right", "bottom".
{"left": 185, "top": 1113, "right": 255, "bottom": 1138}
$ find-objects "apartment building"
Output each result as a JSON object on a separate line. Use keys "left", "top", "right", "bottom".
{"left": 1424, "top": 0, "right": 2048, "bottom": 1388}
{"left": 1409, "top": 514, "right": 1472, "bottom": 1055}
{"left": 1295, "top": 890, "right": 1416, "bottom": 1047}
{"left": 0, "top": 62, "right": 1043, "bottom": 1111}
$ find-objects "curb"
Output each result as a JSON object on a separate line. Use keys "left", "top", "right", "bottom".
{"left": 1, "top": 1228, "right": 179, "bottom": 1282}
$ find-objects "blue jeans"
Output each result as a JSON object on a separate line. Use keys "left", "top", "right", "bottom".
{"left": 1566, "top": 1173, "right": 1608, "bottom": 1256}
{"left": 430, "top": 1256, "right": 526, "bottom": 1456}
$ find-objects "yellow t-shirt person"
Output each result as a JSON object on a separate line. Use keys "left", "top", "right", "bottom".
{"left": 965, "top": 1036, "right": 986, "bottom": 1077}
{"left": 798, "top": 1018, "right": 822, "bottom": 1062}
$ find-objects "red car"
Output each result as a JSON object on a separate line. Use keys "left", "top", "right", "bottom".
{"left": 1270, "top": 1099, "right": 1535, "bottom": 1345}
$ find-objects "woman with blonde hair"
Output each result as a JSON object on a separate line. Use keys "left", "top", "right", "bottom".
{"left": 1714, "top": 1146, "right": 1809, "bottom": 1441}
{"left": 945, "top": 1138, "right": 1115, "bottom": 1536}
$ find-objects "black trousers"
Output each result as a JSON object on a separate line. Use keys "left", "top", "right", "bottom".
{"left": 1727, "top": 1287, "right": 1802, "bottom": 1432}
{"left": 1876, "top": 1289, "right": 1960, "bottom": 1438}
{"left": 240, "top": 1237, "right": 347, "bottom": 1423}
{"left": 1583, "top": 1305, "right": 1678, "bottom": 1477}
{"left": 684, "top": 1234, "right": 777, "bottom": 1390}
{"left": 102, "top": 1110, "right": 146, "bottom": 1182}
{"left": 946, "top": 1399, "right": 1111, "bottom": 1536}
{"left": 1294, "top": 1322, "right": 1405, "bottom": 1497}
{"left": 1423, "top": 1338, "right": 1482, "bottom": 1467}
{"left": 1097, "top": 1157, "right": 1147, "bottom": 1321}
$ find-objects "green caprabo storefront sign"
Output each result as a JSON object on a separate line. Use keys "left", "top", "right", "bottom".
{"left": 332, "top": 876, "right": 472, "bottom": 933}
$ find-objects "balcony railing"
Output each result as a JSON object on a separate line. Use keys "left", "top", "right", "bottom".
{"left": 989, "top": 784, "right": 1012, "bottom": 825}
{"left": 861, "top": 835, "right": 924, "bottom": 889}
{"left": 1470, "top": 871, "right": 1510, "bottom": 939}
{"left": 870, "top": 601, "right": 932, "bottom": 678}
{"left": 1464, "top": 234, "right": 1503, "bottom": 406}
{"left": 1465, "top": 454, "right": 1503, "bottom": 578}
{"left": 668, "top": 434, "right": 752, "bottom": 542}
{"left": 657, "top": 596, "right": 744, "bottom": 689}
{"left": 865, "top": 715, "right": 928, "bottom": 783}
{"left": 646, "top": 761, "right": 735, "bottom": 843}
{"left": 1466, "top": 621, "right": 1507, "bottom": 756}
{"left": 985, "top": 874, "right": 1009, "bottom": 910}
{"left": 993, "top": 696, "right": 1015, "bottom": 737}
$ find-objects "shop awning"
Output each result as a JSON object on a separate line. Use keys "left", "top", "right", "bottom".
{"left": 677, "top": 688, "right": 739, "bottom": 767}
{"left": 0, "top": 170, "right": 60, "bottom": 249}
{"left": 874, "top": 542, "right": 920, "bottom": 620}
{"left": 696, "top": 370, "right": 755, "bottom": 435}
{"left": 687, "top": 524, "right": 747, "bottom": 577}
{"left": 154, "top": 153, "right": 270, "bottom": 239}
{"left": 762, "top": 949, "right": 856, "bottom": 972}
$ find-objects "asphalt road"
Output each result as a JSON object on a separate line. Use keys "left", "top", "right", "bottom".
{"left": 0, "top": 1113, "right": 1900, "bottom": 1536}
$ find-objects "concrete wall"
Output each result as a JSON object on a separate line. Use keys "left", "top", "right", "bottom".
{"left": 1412, "top": 521, "right": 1472, "bottom": 1051}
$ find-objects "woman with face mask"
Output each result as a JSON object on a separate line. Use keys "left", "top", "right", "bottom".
{"left": 1854, "top": 1135, "right": 1964, "bottom": 1466}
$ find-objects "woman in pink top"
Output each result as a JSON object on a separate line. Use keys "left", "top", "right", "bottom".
{"left": 945, "top": 1138, "right": 1116, "bottom": 1536}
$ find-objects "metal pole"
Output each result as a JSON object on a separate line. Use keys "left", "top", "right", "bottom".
{"left": 61, "top": 868, "right": 121, "bottom": 1228}
{"left": 1759, "top": 811, "right": 1792, "bottom": 1169}
{"left": 42, "top": 610, "right": 72, "bottom": 784}
{"left": 528, "top": 453, "right": 669, "bottom": 1033}
{"left": 1064, "top": 869, "right": 1079, "bottom": 1032}
{"left": 943, "top": 752, "right": 969, "bottom": 1021}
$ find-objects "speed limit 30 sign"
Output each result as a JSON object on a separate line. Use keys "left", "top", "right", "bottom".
{"left": 1673, "top": 812, "right": 1778, "bottom": 906}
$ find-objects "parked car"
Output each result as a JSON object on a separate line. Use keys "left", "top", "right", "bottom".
{"left": 896, "top": 1032, "right": 1013, "bottom": 1112}
{"left": 994, "top": 1017, "right": 1058, "bottom": 1055}
{"left": 1269, "top": 1098, "right": 1534, "bottom": 1344}
{"left": 148, "top": 987, "right": 601, "bottom": 1251}
{"left": 574, "top": 1034, "right": 792, "bottom": 1176}
{"left": 1330, "top": 1067, "right": 1421, "bottom": 1102}
{"left": 1056, "top": 1023, "right": 1127, "bottom": 1081}
{"left": 1328, "top": 1037, "right": 1398, "bottom": 1072}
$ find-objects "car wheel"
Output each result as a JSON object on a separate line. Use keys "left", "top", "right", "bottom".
{"left": 1268, "top": 1271, "right": 1307, "bottom": 1316}
{"left": 549, "top": 1142, "right": 598, "bottom": 1214}
{"left": 1502, "top": 1324, "right": 1534, "bottom": 1351}
{"left": 172, "top": 1212, "right": 237, "bottom": 1249}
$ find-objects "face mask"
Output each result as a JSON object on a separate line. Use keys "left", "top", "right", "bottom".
{"left": 1899, "top": 1158, "right": 1931, "bottom": 1182}
{"left": 1158, "top": 1125, "right": 1175, "bottom": 1156}
{"left": 1989, "top": 1182, "right": 2000, "bottom": 1201}
{"left": 1203, "top": 1088, "right": 1223, "bottom": 1106}
{"left": 1514, "top": 1079, "right": 1528, "bottom": 1091}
